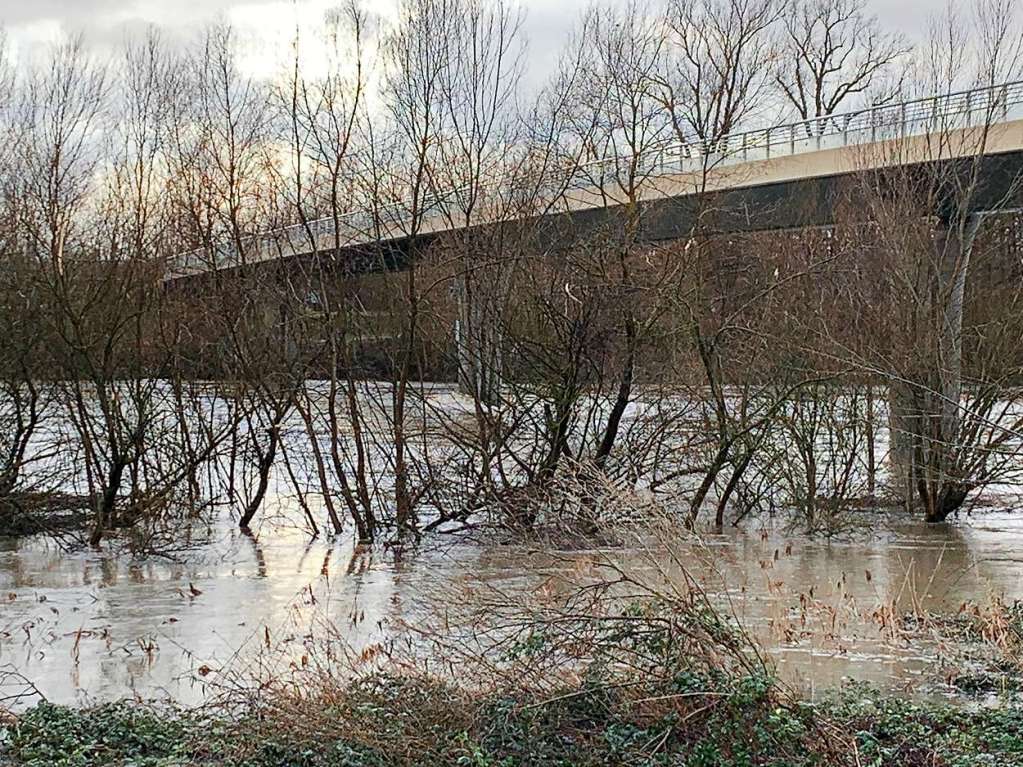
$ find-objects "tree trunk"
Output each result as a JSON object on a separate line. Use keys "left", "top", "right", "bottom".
{"left": 715, "top": 448, "right": 753, "bottom": 527}
{"left": 865, "top": 385, "right": 876, "bottom": 499}
{"left": 889, "top": 214, "right": 981, "bottom": 520}
{"left": 689, "top": 441, "right": 731, "bottom": 526}
{"left": 240, "top": 426, "right": 279, "bottom": 530}
{"left": 456, "top": 267, "right": 502, "bottom": 406}
{"left": 594, "top": 317, "right": 636, "bottom": 468}
{"left": 888, "top": 380, "right": 918, "bottom": 512}
{"left": 90, "top": 458, "right": 126, "bottom": 547}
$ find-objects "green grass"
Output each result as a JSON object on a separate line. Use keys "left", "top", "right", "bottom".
{"left": 3, "top": 675, "right": 1022, "bottom": 767}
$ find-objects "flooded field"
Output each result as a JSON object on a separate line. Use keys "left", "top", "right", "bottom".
{"left": 2, "top": 507, "right": 1021, "bottom": 709}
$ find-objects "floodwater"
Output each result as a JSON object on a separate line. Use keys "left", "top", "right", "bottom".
{"left": 1, "top": 508, "right": 1022, "bottom": 709}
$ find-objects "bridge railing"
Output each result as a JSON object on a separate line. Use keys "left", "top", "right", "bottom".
{"left": 170, "top": 79, "right": 1023, "bottom": 278}
{"left": 574, "top": 80, "right": 1023, "bottom": 182}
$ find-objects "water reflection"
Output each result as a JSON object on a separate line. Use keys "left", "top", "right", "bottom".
{"left": 0, "top": 511, "right": 1021, "bottom": 708}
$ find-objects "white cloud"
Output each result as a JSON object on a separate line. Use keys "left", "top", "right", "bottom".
{"left": 7, "top": 17, "right": 65, "bottom": 62}
{"left": 0, "top": 0, "right": 961, "bottom": 82}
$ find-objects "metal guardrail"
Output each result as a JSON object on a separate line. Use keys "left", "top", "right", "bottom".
{"left": 574, "top": 80, "right": 1023, "bottom": 179}
{"left": 171, "top": 80, "right": 1023, "bottom": 278}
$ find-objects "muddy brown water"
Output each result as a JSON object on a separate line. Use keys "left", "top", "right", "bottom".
{"left": 1, "top": 509, "right": 1022, "bottom": 709}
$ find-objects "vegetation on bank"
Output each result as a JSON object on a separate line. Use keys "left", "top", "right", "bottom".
{"left": 3, "top": 674, "right": 1023, "bottom": 767}
{"left": 3, "top": 577, "right": 1023, "bottom": 767}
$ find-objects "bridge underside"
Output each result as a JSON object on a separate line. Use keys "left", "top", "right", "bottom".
{"left": 546, "top": 148, "right": 1023, "bottom": 243}
{"left": 167, "top": 148, "right": 1023, "bottom": 292}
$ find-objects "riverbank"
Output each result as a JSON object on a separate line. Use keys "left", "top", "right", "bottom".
{"left": 3, "top": 549, "right": 1023, "bottom": 767}
{"left": 2, "top": 672, "right": 1022, "bottom": 766}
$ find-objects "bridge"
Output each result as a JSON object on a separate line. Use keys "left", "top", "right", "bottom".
{"left": 167, "top": 80, "right": 1023, "bottom": 282}
{"left": 168, "top": 79, "right": 1023, "bottom": 455}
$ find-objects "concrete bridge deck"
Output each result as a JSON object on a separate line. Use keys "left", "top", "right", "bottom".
{"left": 168, "top": 80, "right": 1023, "bottom": 281}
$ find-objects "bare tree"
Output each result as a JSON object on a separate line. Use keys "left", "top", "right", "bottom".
{"left": 0, "top": 34, "right": 56, "bottom": 524}
{"left": 774, "top": 0, "right": 909, "bottom": 124}
{"left": 167, "top": 25, "right": 300, "bottom": 533}
{"left": 841, "top": 0, "right": 1023, "bottom": 521}
{"left": 276, "top": 2, "right": 381, "bottom": 541}
{"left": 662, "top": 0, "right": 780, "bottom": 146}
{"left": 435, "top": 0, "right": 524, "bottom": 407}
{"left": 376, "top": 0, "right": 457, "bottom": 536}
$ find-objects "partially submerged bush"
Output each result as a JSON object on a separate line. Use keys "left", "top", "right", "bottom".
{"left": 903, "top": 596, "right": 1023, "bottom": 697}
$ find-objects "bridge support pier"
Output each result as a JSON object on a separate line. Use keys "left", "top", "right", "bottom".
{"left": 888, "top": 213, "right": 982, "bottom": 520}
{"left": 454, "top": 268, "right": 503, "bottom": 405}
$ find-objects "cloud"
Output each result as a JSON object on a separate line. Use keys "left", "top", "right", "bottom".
{"left": 0, "top": 0, "right": 281, "bottom": 63}
{"left": 0, "top": 0, "right": 123, "bottom": 27}
{"left": 0, "top": 0, "right": 949, "bottom": 81}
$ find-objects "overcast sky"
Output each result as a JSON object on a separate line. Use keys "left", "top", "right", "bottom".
{"left": 0, "top": 0, "right": 947, "bottom": 83}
